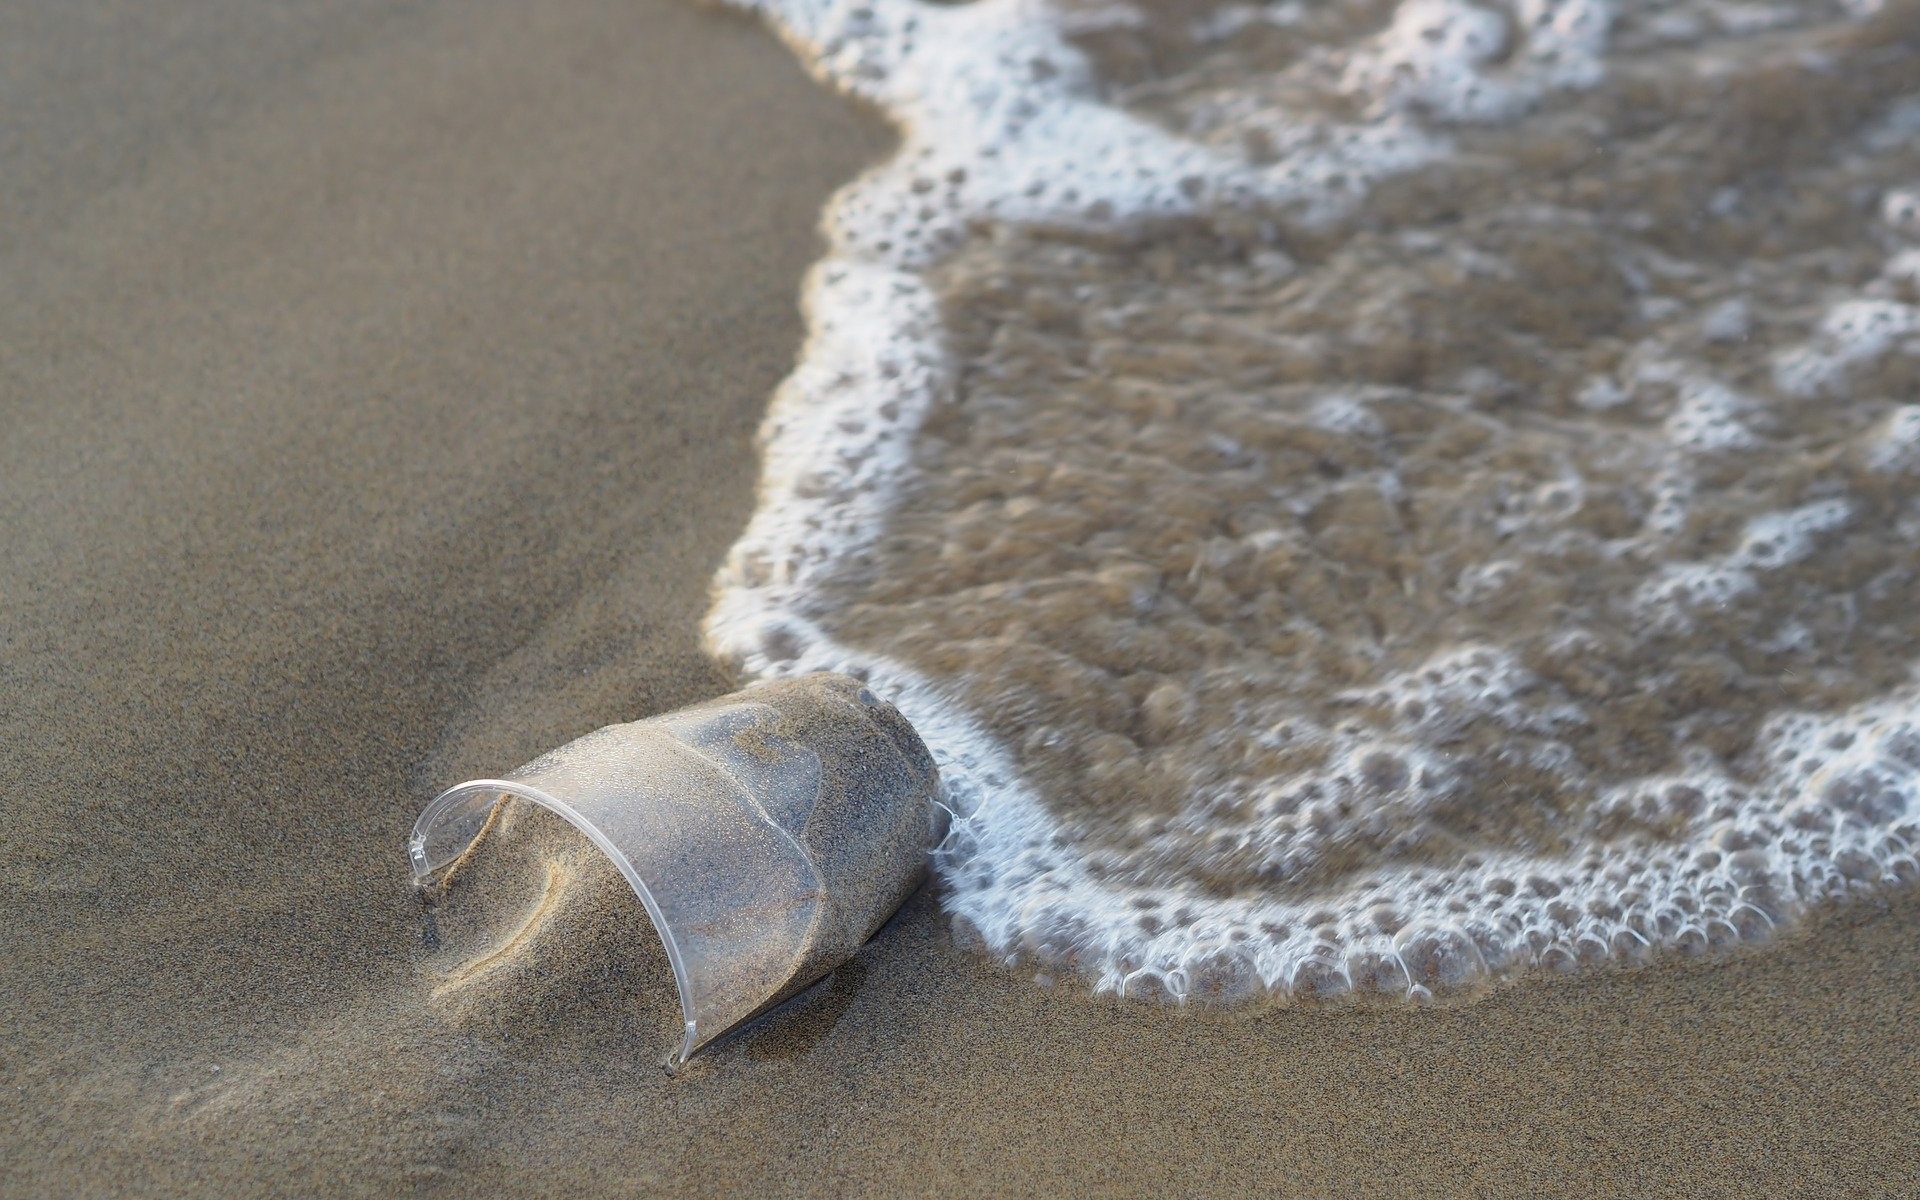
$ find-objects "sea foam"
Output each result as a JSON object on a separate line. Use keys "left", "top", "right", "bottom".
{"left": 707, "top": 0, "right": 1920, "bottom": 1004}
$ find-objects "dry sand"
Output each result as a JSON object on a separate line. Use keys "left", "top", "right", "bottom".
{"left": 2, "top": 0, "right": 1916, "bottom": 1196}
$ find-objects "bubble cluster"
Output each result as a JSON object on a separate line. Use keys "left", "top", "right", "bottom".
{"left": 709, "top": 0, "right": 1920, "bottom": 1007}
{"left": 1341, "top": 0, "right": 1610, "bottom": 123}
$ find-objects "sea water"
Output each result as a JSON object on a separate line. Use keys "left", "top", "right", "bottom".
{"left": 704, "top": 0, "right": 1920, "bottom": 1003}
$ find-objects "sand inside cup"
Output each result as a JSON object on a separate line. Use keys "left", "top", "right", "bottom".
{"left": 415, "top": 673, "right": 942, "bottom": 1059}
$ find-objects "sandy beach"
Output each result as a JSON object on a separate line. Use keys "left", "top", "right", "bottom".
{"left": 4, "top": 0, "right": 1918, "bottom": 1195}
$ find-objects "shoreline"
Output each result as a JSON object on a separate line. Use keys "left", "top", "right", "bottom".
{"left": 2, "top": 0, "right": 1916, "bottom": 1196}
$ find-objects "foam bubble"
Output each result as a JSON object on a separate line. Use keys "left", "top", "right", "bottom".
{"left": 1636, "top": 499, "right": 1854, "bottom": 628}
{"left": 1341, "top": 0, "right": 1610, "bottom": 123}
{"left": 1774, "top": 299, "right": 1920, "bottom": 397}
{"left": 1663, "top": 377, "right": 1758, "bottom": 452}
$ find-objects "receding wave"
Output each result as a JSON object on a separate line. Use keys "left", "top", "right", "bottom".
{"left": 706, "top": 0, "right": 1920, "bottom": 1004}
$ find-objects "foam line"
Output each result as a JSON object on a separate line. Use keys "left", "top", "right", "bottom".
{"left": 706, "top": 0, "right": 1920, "bottom": 1005}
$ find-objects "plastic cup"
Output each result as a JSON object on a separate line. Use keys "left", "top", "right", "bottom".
{"left": 408, "top": 673, "right": 941, "bottom": 1063}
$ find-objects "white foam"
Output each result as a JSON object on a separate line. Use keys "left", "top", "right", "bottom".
{"left": 1342, "top": 0, "right": 1611, "bottom": 123}
{"left": 708, "top": 0, "right": 1920, "bottom": 1008}
{"left": 1192, "top": 2, "right": 1308, "bottom": 44}
{"left": 1773, "top": 299, "right": 1920, "bottom": 397}
{"left": 1307, "top": 393, "right": 1386, "bottom": 436}
{"left": 1635, "top": 499, "right": 1853, "bottom": 627}
{"left": 1886, "top": 249, "right": 1920, "bottom": 293}
{"left": 1663, "top": 377, "right": 1758, "bottom": 453}
{"left": 1882, "top": 188, "right": 1920, "bottom": 240}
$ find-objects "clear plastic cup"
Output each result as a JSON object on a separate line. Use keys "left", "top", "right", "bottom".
{"left": 408, "top": 673, "right": 941, "bottom": 1063}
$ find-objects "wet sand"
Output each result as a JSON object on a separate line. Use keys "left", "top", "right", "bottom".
{"left": 2, "top": 1, "right": 1916, "bottom": 1196}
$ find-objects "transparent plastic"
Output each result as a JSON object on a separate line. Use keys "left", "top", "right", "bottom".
{"left": 409, "top": 674, "right": 941, "bottom": 1064}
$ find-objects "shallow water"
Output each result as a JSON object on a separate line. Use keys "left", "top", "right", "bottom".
{"left": 707, "top": 0, "right": 1920, "bottom": 1004}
